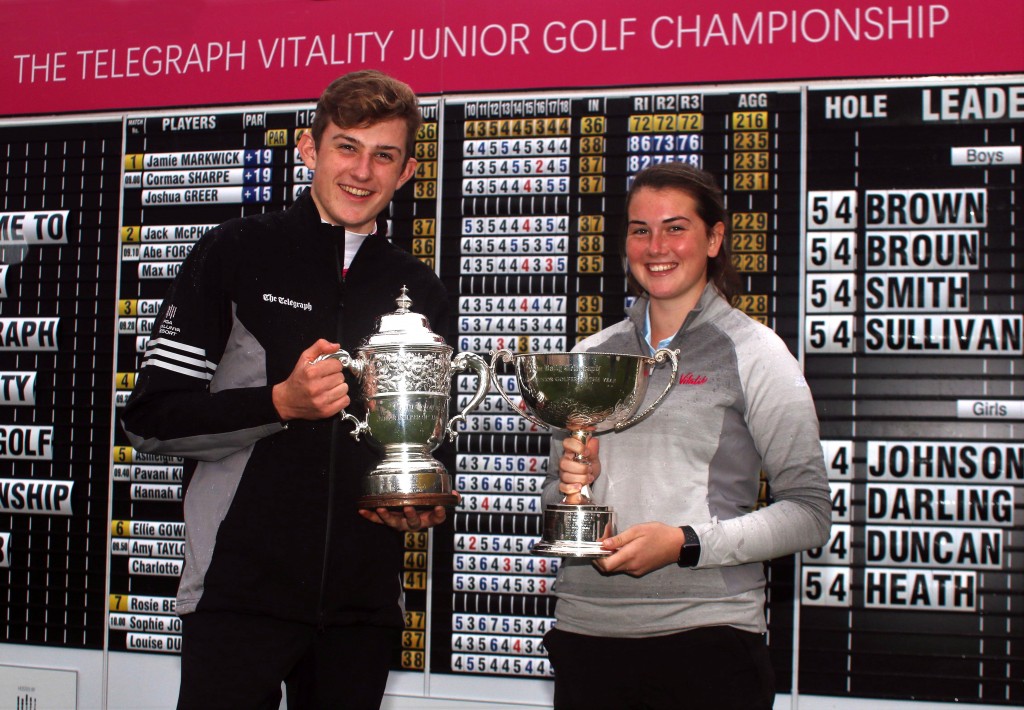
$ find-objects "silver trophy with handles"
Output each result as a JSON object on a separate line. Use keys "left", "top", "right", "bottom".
{"left": 489, "top": 349, "right": 678, "bottom": 556}
{"left": 315, "top": 287, "right": 489, "bottom": 509}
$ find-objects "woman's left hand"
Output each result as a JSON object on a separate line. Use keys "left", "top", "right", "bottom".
{"left": 593, "top": 522, "right": 685, "bottom": 577}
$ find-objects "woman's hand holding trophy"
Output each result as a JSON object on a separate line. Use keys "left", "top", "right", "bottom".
{"left": 488, "top": 349, "right": 679, "bottom": 557}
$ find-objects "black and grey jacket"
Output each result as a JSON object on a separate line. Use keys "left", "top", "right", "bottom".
{"left": 122, "top": 190, "right": 448, "bottom": 628}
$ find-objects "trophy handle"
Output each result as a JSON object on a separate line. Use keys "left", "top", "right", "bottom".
{"left": 310, "top": 348, "right": 365, "bottom": 377}
{"left": 445, "top": 351, "right": 491, "bottom": 441}
{"left": 612, "top": 347, "right": 680, "bottom": 432}
{"left": 310, "top": 349, "right": 369, "bottom": 440}
{"left": 488, "top": 349, "right": 550, "bottom": 430}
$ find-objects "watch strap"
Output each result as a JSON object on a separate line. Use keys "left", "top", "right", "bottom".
{"left": 677, "top": 525, "right": 701, "bottom": 568}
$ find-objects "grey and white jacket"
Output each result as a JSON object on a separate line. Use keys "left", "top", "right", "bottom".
{"left": 542, "top": 283, "right": 832, "bottom": 637}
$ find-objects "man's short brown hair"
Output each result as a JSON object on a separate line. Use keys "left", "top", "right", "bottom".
{"left": 309, "top": 70, "right": 422, "bottom": 161}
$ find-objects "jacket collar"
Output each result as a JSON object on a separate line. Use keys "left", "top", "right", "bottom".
{"left": 626, "top": 282, "right": 725, "bottom": 344}
{"left": 291, "top": 188, "right": 390, "bottom": 244}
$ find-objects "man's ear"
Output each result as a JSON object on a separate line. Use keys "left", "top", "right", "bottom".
{"left": 297, "top": 130, "right": 317, "bottom": 170}
{"left": 396, "top": 157, "right": 418, "bottom": 190}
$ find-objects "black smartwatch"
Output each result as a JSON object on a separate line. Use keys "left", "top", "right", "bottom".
{"left": 677, "top": 525, "right": 701, "bottom": 568}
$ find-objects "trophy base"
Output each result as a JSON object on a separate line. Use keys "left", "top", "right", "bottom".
{"left": 358, "top": 466, "right": 457, "bottom": 510}
{"left": 532, "top": 503, "right": 616, "bottom": 558}
{"left": 532, "top": 539, "right": 610, "bottom": 558}
{"left": 359, "top": 491, "right": 459, "bottom": 510}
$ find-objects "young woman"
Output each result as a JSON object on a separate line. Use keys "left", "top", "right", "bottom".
{"left": 541, "top": 162, "right": 832, "bottom": 709}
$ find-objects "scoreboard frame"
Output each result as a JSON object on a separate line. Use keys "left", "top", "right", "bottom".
{"left": 0, "top": 72, "right": 1021, "bottom": 710}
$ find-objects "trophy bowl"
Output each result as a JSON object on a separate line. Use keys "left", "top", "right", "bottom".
{"left": 490, "top": 349, "right": 678, "bottom": 557}
{"left": 316, "top": 288, "right": 490, "bottom": 509}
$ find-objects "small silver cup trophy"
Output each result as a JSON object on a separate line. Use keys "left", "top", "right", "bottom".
{"left": 489, "top": 349, "right": 679, "bottom": 556}
{"left": 316, "top": 287, "right": 489, "bottom": 509}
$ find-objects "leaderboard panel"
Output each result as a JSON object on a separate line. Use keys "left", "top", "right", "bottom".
{"left": 0, "top": 118, "right": 122, "bottom": 649}
{"left": 435, "top": 85, "right": 804, "bottom": 683}
{"left": 799, "top": 80, "right": 1023, "bottom": 705}
{"left": 0, "top": 75, "right": 1016, "bottom": 710}
{"left": 108, "top": 104, "right": 440, "bottom": 669}
{"left": 111, "top": 107, "right": 292, "bottom": 654}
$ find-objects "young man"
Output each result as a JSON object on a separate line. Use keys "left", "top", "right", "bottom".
{"left": 122, "top": 70, "right": 449, "bottom": 709}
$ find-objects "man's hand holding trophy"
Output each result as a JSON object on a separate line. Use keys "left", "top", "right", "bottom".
{"left": 313, "top": 284, "right": 679, "bottom": 558}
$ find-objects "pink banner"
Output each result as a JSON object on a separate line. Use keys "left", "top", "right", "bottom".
{"left": 4, "top": 0, "right": 1023, "bottom": 116}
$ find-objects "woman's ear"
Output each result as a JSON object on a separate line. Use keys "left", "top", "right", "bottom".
{"left": 707, "top": 222, "right": 725, "bottom": 257}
